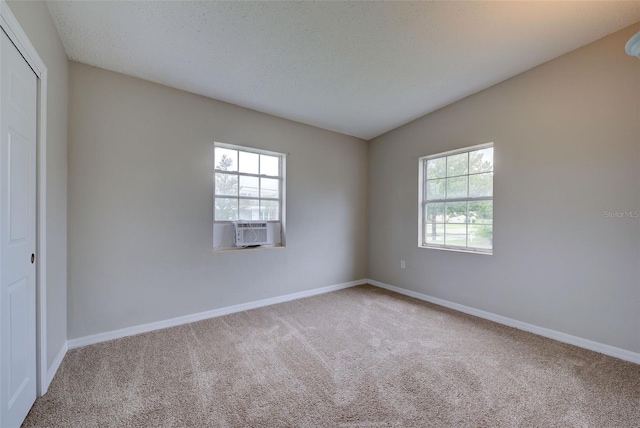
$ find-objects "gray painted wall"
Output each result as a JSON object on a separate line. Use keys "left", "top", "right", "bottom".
{"left": 7, "top": 1, "right": 69, "bottom": 368}
{"left": 67, "top": 62, "right": 368, "bottom": 339}
{"left": 368, "top": 24, "right": 640, "bottom": 353}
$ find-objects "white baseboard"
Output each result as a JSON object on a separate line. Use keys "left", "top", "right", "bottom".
{"left": 68, "top": 279, "right": 367, "bottom": 350}
{"left": 367, "top": 279, "right": 640, "bottom": 365}
{"left": 44, "top": 342, "right": 68, "bottom": 393}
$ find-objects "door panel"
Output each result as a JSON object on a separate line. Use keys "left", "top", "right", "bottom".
{"left": 0, "top": 29, "right": 37, "bottom": 428}
{"left": 8, "top": 277, "right": 28, "bottom": 406}
{"left": 9, "top": 132, "right": 29, "bottom": 242}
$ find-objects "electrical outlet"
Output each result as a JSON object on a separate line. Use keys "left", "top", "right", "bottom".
{"left": 400, "top": 260, "right": 405, "bottom": 269}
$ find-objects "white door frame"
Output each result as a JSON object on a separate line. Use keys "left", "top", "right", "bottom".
{"left": 0, "top": 0, "right": 49, "bottom": 396}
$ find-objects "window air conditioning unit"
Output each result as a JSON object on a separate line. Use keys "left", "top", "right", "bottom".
{"left": 234, "top": 221, "right": 269, "bottom": 247}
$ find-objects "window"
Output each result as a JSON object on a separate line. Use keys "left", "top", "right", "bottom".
{"left": 213, "top": 142, "right": 286, "bottom": 249}
{"left": 419, "top": 143, "right": 493, "bottom": 254}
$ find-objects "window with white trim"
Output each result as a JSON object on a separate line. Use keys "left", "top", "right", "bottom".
{"left": 419, "top": 143, "right": 493, "bottom": 254}
{"left": 213, "top": 143, "right": 285, "bottom": 249}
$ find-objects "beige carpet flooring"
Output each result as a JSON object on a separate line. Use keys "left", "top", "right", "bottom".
{"left": 23, "top": 285, "right": 640, "bottom": 427}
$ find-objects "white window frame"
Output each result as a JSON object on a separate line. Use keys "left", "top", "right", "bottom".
{"left": 213, "top": 142, "right": 286, "bottom": 248}
{"left": 418, "top": 142, "right": 493, "bottom": 255}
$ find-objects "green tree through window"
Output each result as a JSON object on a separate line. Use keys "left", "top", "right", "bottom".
{"left": 215, "top": 154, "right": 239, "bottom": 220}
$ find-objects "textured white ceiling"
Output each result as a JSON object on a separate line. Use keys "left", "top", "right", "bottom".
{"left": 47, "top": 1, "right": 640, "bottom": 140}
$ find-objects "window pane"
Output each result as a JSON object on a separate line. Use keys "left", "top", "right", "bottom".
{"left": 447, "top": 153, "right": 468, "bottom": 177}
{"left": 215, "top": 172, "right": 238, "bottom": 196}
{"left": 445, "top": 224, "right": 467, "bottom": 247}
{"left": 468, "top": 201, "right": 492, "bottom": 224}
{"left": 215, "top": 197, "right": 238, "bottom": 220}
{"left": 427, "top": 158, "right": 446, "bottom": 179}
{"left": 260, "top": 178, "right": 279, "bottom": 199}
{"left": 426, "top": 203, "right": 444, "bottom": 223}
{"left": 425, "top": 223, "right": 444, "bottom": 245}
{"left": 469, "top": 225, "right": 492, "bottom": 249}
{"left": 469, "top": 147, "right": 493, "bottom": 173}
{"left": 260, "top": 200, "right": 279, "bottom": 221}
{"left": 447, "top": 176, "right": 467, "bottom": 199}
{"left": 239, "top": 151, "right": 259, "bottom": 174}
{"left": 469, "top": 172, "right": 493, "bottom": 198}
{"left": 260, "top": 155, "right": 280, "bottom": 176}
{"left": 446, "top": 202, "right": 467, "bottom": 223}
{"left": 215, "top": 148, "right": 237, "bottom": 172}
{"left": 239, "top": 199, "right": 260, "bottom": 220}
{"left": 426, "top": 179, "right": 445, "bottom": 201}
{"left": 239, "top": 176, "right": 259, "bottom": 197}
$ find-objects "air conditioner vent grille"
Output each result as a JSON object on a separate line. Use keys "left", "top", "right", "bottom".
{"left": 236, "top": 223, "right": 268, "bottom": 229}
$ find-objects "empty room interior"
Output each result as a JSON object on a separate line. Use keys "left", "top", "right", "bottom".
{"left": 1, "top": 0, "right": 639, "bottom": 426}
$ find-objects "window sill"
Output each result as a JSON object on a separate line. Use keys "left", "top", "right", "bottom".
{"left": 213, "top": 245, "right": 286, "bottom": 254}
{"left": 418, "top": 245, "right": 492, "bottom": 256}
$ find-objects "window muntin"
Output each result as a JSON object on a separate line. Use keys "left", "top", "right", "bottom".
{"left": 420, "top": 143, "right": 493, "bottom": 254}
{"left": 214, "top": 144, "right": 284, "bottom": 222}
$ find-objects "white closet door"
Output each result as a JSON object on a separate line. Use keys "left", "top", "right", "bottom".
{"left": 0, "top": 28, "right": 38, "bottom": 428}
